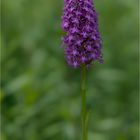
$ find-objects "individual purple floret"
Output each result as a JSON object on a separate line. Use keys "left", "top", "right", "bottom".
{"left": 61, "top": 0, "right": 103, "bottom": 68}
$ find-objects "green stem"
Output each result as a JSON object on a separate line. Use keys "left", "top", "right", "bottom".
{"left": 81, "top": 65, "right": 87, "bottom": 140}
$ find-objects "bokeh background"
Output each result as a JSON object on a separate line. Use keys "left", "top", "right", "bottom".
{"left": 1, "top": 0, "right": 139, "bottom": 140}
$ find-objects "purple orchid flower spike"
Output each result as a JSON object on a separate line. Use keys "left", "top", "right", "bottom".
{"left": 62, "top": 0, "right": 103, "bottom": 68}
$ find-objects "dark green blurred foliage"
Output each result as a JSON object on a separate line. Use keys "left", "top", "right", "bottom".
{"left": 1, "top": 0, "right": 139, "bottom": 140}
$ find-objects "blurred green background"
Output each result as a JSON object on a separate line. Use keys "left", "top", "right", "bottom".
{"left": 1, "top": 0, "right": 139, "bottom": 140}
